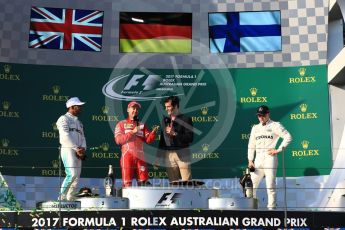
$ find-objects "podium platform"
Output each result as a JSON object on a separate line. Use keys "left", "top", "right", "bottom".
{"left": 76, "top": 196, "right": 129, "bottom": 210}
{"left": 36, "top": 184, "right": 257, "bottom": 211}
{"left": 36, "top": 200, "right": 81, "bottom": 211}
{"left": 208, "top": 197, "right": 258, "bottom": 210}
{"left": 122, "top": 186, "right": 215, "bottom": 209}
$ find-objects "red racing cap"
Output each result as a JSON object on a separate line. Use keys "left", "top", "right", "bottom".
{"left": 127, "top": 101, "right": 141, "bottom": 109}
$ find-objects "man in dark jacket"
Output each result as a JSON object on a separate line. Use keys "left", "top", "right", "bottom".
{"left": 157, "top": 96, "right": 194, "bottom": 182}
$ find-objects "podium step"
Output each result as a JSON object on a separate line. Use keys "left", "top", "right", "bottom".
{"left": 208, "top": 197, "right": 258, "bottom": 210}
{"left": 36, "top": 200, "right": 81, "bottom": 211}
{"left": 76, "top": 196, "right": 129, "bottom": 210}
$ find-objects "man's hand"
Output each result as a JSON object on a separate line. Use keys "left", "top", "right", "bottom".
{"left": 165, "top": 125, "right": 172, "bottom": 134}
{"left": 248, "top": 160, "right": 255, "bottom": 169}
{"left": 132, "top": 125, "right": 139, "bottom": 134}
{"left": 76, "top": 147, "right": 86, "bottom": 160}
{"left": 76, "top": 147, "right": 85, "bottom": 156}
{"left": 165, "top": 125, "right": 176, "bottom": 136}
{"left": 268, "top": 148, "right": 279, "bottom": 156}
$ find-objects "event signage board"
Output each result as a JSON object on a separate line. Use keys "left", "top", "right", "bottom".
{"left": 0, "top": 210, "right": 344, "bottom": 228}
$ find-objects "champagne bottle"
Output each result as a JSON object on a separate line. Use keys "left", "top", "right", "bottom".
{"left": 104, "top": 165, "right": 115, "bottom": 197}
{"left": 244, "top": 167, "right": 253, "bottom": 198}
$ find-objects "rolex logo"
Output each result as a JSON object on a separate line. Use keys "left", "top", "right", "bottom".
{"left": 52, "top": 85, "right": 60, "bottom": 94}
{"left": 1, "top": 138, "right": 9, "bottom": 148}
{"left": 240, "top": 87, "right": 267, "bottom": 103}
{"left": 42, "top": 85, "right": 68, "bottom": 102}
{"left": 0, "top": 101, "right": 20, "bottom": 118}
{"left": 52, "top": 123, "right": 58, "bottom": 131}
{"left": 289, "top": 67, "right": 315, "bottom": 84}
{"left": 300, "top": 104, "right": 307, "bottom": 113}
{"left": 102, "top": 106, "right": 109, "bottom": 114}
{"left": 4, "top": 64, "right": 11, "bottom": 74}
{"left": 193, "top": 144, "right": 220, "bottom": 159}
{"left": 301, "top": 140, "right": 309, "bottom": 149}
{"left": 290, "top": 104, "right": 317, "bottom": 120}
{"left": 299, "top": 67, "right": 306, "bottom": 77}
{"left": 92, "top": 110, "right": 119, "bottom": 122}
{"left": 42, "top": 124, "right": 59, "bottom": 139}
{"left": 292, "top": 140, "right": 319, "bottom": 157}
{"left": 52, "top": 160, "right": 59, "bottom": 168}
{"left": 2, "top": 101, "right": 10, "bottom": 110}
{"left": 249, "top": 88, "right": 257, "bottom": 96}
{"left": 100, "top": 142, "right": 110, "bottom": 152}
{"left": 201, "top": 106, "right": 208, "bottom": 115}
{"left": 202, "top": 143, "right": 210, "bottom": 152}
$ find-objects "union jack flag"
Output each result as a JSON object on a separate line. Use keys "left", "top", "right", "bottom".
{"left": 29, "top": 7, "right": 104, "bottom": 51}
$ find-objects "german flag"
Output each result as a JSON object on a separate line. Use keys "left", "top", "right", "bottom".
{"left": 119, "top": 12, "right": 192, "bottom": 53}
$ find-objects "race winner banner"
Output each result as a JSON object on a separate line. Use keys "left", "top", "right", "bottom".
{"left": 0, "top": 62, "right": 331, "bottom": 178}
{"left": 1, "top": 210, "right": 345, "bottom": 229}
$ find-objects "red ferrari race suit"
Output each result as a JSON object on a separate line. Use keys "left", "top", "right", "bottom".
{"left": 115, "top": 119, "right": 155, "bottom": 187}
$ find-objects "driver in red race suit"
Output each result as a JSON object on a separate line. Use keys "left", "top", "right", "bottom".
{"left": 114, "top": 101, "right": 158, "bottom": 187}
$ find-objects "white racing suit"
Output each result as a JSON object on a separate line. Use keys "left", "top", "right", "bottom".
{"left": 56, "top": 112, "right": 86, "bottom": 201}
{"left": 248, "top": 119, "right": 292, "bottom": 209}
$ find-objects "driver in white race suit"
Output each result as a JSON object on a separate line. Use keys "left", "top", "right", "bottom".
{"left": 56, "top": 97, "right": 86, "bottom": 201}
{"left": 247, "top": 105, "right": 292, "bottom": 209}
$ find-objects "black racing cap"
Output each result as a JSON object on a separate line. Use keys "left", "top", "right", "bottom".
{"left": 256, "top": 105, "right": 270, "bottom": 115}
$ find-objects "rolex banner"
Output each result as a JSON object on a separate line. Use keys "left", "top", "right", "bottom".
{"left": 0, "top": 62, "right": 331, "bottom": 178}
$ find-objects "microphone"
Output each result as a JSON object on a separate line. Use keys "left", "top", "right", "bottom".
{"left": 133, "top": 115, "right": 139, "bottom": 126}
{"left": 164, "top": 116, "right": 171, "bottom": 126}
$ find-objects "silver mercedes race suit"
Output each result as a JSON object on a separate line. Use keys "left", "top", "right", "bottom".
{"left": 56, "top": 112, "right": 86, "bottom": 201}
{"left": 248, "top": 119, "right": 292, "bottom": 209}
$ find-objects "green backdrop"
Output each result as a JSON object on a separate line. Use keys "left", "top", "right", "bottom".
{"left": 0, "top": 62, "right": 331, "bottom": 179}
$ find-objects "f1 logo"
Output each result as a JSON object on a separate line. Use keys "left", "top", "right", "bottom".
{"left": 124, "top": 74, "right": 161, "bottom": 91}
{"left": 156, "top": 193, "right": 181, "bottom": 207}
